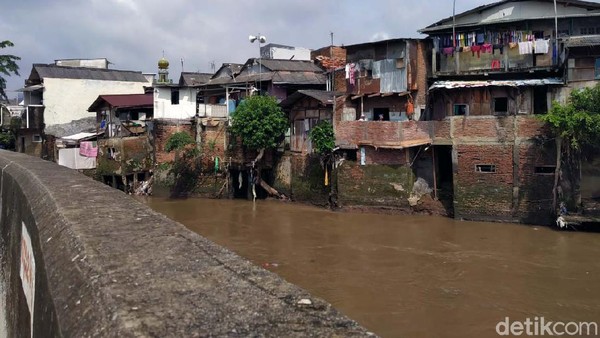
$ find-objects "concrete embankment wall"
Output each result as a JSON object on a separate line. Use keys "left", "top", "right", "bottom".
{"left": 0, "top": 151, "right": 370, "bottom": 337}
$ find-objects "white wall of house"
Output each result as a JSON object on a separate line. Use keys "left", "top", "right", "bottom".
{"left": 153, "top": 86, "right": 197, "bottom": 120}
{"left": 42, "top": 77, "right": 148, "bottom": 126}
{"left": 262, "top": 46, "right": 311, "bottom": 61}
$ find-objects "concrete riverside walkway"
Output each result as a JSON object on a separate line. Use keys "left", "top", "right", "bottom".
{"left": 0, "top": 150, "right": 372, "bottom": 337}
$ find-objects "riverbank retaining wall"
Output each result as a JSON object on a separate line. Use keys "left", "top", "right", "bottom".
{"left": 0, "top": 150, "right": 370, "bottom": 337}
{"left": 337, "top": 161, "right": 416, "bottom": 209}
{"left": 451, "top": 116, "right": 558, "bottom": 224}
{"left": 274, "top": 152, "right": 330, "bottom": 206}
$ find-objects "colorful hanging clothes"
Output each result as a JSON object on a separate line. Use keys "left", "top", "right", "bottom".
{"left": 492, "top": 44, "right": 504, "bottom": 55}
{"left": 518, "top": 41, "right": 533, "bottom": 55}
{"left": 79, "top": 141, "right": 98, "bottom": 157}
{"left": 443, "top": 47, "right": 455, "bottom": 56}
{"left": 476, "top": 33, "right": 485, "bottom": 44}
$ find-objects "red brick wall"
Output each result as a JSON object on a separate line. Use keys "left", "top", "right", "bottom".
{"left": 334, "top": 69, "right": 346, "bottom": 93}
{"left": 516, "top": 116, "right": 551, "bottom": 138}
{"left": 335, "top": 121, "right": 433, "bottom": 148}
{"left": 433, "top": 120, "right": 451, "bottom": 140}
{"left": 414, "top": 40, "right": 430, "bottom": 107}
{"left": 201, "top": 121, "right": 227, "bottom": 169}
{"left": 452, "top": 116, "right": 515, "bottom": 141}
{"left": 364, "top": 147, "right": 407, "bottom": 165}
{"left": 154, "top": 120, "right": 195, "bottom": 164}
{"left": 311, "top": 46, "right": 346, "bottom": 64}
{"left": 515, "top": 141, "right": 556, "bottom": 222}
{"left": 450, "top": 116, "right": 557, "bottom": 223}
{"left": 454, "top": 144, "right": 515, "bottom": 219}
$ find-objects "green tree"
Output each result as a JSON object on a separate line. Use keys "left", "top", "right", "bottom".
{"left": 0, "top": 40, "right": 20, "bottom": 101}
{"left": 309, "top": 121, "right": 335, "bottom": 155}
{"left": 230, "top": 95, "right": 288, "bottom": 150}
{"left": 230, "top": 95, "right": 288, "bottom": 198}
{"left": 540, "top": 83, "right": 600, "bottom": 211}
{"left": 165, "top": 131, "right": 200, "bottom": 197}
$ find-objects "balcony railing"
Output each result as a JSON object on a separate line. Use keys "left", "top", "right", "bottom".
{"left": 197, "top": 104, "right": 228, "bottom": 118}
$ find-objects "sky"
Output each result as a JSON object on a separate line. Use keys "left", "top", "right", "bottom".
{"left": 1, "top": 0, "right": 514, "bottom": 97}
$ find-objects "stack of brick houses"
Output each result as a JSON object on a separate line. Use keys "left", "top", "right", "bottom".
{"left": 10, "top": 0, "right": 600, "bottom": 224}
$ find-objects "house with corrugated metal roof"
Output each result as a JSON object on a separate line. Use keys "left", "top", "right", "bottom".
{"left": 416, "top": 0, "right": 600, "bottom": 224}
{"left": 86, "top": 93, "right": 154, "bottom": 193}
{"left": 279, "top": 90, "right": 336, "bottom": 153}
{"left": 17, "top": 59, "right": 151, "bottom": 159}
{"left": 203, "top": 58, "right": 326, "bottom": 113}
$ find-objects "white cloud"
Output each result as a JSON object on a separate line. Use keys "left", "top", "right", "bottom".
{"left": 1, "top": 0, "right": 531, "bottom": 96}
{"left": 370, "top": 32, "right": 391, "bottom": 42}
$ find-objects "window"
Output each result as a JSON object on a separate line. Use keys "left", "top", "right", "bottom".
{"left": 453, "top": 104, "right": 468, "bottom": 116}
{"left": 595, "top": 58, "right": 600, "bottom": 80}
{"left": 534, "top": 166, "right": 556, "bottom": 174}
{"left": 475, "top": 164, "right": 496, "bottom": 173}
{"left": 32, "top": 134, "right": 42, "bottom": 143}
{"left": 171, "top": 89, "right": 180, "bottom": 105}
{"left": 493, "top": 97, "right": 508, "bottom": 114}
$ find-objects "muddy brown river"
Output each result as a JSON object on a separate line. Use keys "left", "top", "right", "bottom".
{"left": 143, "top": 197, "right": 600, "bottom": 338}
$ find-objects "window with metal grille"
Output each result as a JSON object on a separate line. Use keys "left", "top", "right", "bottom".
{"left": 475, "top": 164, "right": 496, "bottom": 173}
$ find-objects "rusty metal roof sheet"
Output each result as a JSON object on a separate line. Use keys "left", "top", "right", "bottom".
{"left": 563, "top": 34, "right": 600, "bottom": 47}
{"left": 429, "top": 78, "right": 564, "bottom": 90}
{"left": 87, "top": 93, "right": 153, "bottom": 112}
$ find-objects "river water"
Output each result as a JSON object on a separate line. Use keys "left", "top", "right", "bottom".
{"left": 143, "top": 197, "right": 600, "bottom": 338}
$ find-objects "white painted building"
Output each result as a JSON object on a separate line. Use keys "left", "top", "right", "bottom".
{"left": 152, "top": 58, "right": 214, "bottom": 120}
{"left": 16, "top": 60, "right": 151, "bottom": 157}
{"left": 152, "top": 85, "right": 198, "bottom": 120}
{"left": 260, "top": 43, "right": 311, "bottom": 61}
{"left": 22, "top": 61, "right": 151, "bottom": 129}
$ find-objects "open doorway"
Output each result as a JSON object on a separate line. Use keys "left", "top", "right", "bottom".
{"left": 373, "top": 108, "right": 390, "bottom": 121}
{"left": 231, "top": 169, "right": 249, "bottom": 199}
{"left": 435, "top": 145, "right": 454, "bottom": 215}
{"left": 533, "top": 86, "right": 548, "bottom": 114}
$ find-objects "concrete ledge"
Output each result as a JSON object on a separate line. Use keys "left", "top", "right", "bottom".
{"left": 0, "top": 151, "right": 370, "bottom": 337}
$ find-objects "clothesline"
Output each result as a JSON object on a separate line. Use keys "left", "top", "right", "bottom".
{"left": 436, "top": 30, "right": 545, "bottom": 49}
{"left": 436, "top": 36, "right": 552, "bottom": 56}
